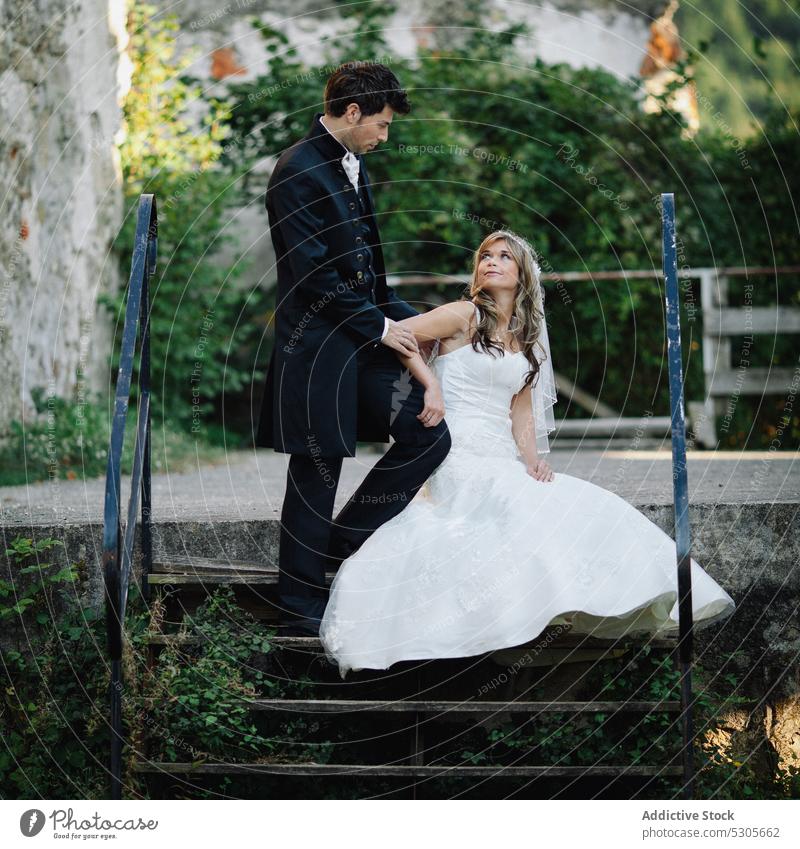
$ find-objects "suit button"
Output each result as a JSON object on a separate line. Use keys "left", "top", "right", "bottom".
{"left": 344, "top": 184, "right": 351, "bottom": 191}
{"left": 349, "top": 202, "right": 356, "bottom": 210}
{"left": 357, "top": 253, "right": 364, "bottom": 261}
{"left": 357, "top": 271, "right": 364, "bottom": 280}
{"left": 352, "top": 218, "right": 360, "bottom": 225}
{"left": 355, "top": 236, "right": 363, "bottom": 244}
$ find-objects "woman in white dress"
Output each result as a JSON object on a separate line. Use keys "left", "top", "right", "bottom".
{"left": 319, "top": 230, "right": 735, "bottom": 678}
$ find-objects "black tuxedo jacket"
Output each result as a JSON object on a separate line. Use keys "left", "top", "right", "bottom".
{"left": 255, "top": 113, "right": 418, "bottom": 456}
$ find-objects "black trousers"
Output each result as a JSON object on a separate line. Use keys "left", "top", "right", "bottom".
{"left": 278, "top": 351, "right": 451, "bottom": 623}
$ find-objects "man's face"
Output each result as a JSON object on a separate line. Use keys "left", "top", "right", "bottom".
{"left": 348, "top": 104, "right": 395, "bottom": 154}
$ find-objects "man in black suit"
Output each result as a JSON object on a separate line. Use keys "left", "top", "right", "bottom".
{"left": 255, "top": 62, "right": 451, "bottom": 635}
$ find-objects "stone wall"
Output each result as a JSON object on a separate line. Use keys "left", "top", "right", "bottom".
{"left": 0, "top": 0, "right": 129, "bottom": 433}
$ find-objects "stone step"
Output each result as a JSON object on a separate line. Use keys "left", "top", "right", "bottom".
{"left": 134, "top": 761, "right": 683, "bottom": 778}
{"left": 2, "top": 448, "right": 791, "bottom": 624}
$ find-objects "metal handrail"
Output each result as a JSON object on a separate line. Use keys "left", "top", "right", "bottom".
{"left": 103, "top": 193, "right": 156, "bottom": 800}
{"left": 661, "top": 192, "right": 695, "bottom": 798}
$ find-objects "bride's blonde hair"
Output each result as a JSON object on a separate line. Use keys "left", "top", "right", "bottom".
{"left": 467, "top": 230, "right": 546, "bottom": 389}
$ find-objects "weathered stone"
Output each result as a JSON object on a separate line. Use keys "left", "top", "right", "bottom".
{"left": 0, "top": 0, "right": 128, "bottom": 433}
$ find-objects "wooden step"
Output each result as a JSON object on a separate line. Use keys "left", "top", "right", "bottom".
{"left": 142, "top": 632, "right": 678, "bottom": 651}
{"left": 148, "top": 573, "right": 290, "bottom": 587}
{"left": 148, "top": 572, "right": 301, "bottom": 587}
{"left": 134, "top": 761, "right": 682, "bottom": 778}
{"left": 148, "top": 555, "right": 333, "bottom": 587}
{"left": 247, "top": 698, "right": 681, "bottom": 714}
{"left": 152, "top": 555, "right": 278, "bottom": 575}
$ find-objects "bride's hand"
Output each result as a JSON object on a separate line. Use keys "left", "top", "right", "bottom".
{"left": 526, "top": 458, "right": 554, "bottom": 482}
{"left": 418, "top": 383, "right": 445, "bottom": 427}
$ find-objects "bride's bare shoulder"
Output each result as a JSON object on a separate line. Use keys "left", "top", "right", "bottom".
{"left": 435, "top": 300, "right": 478, "bottom": 351}
{"left": 440, "top": 299, "right": 476, "bottom": 326}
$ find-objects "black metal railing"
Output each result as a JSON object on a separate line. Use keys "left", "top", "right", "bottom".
{"left": 661, "top": 192, "right": 695, "bottom": 798}
{"left": 103, "top": 194, "right": 156, "bottom": 800}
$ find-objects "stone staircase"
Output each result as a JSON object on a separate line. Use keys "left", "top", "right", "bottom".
{"left": 133, "top": 555, "right": 687, "bottom": 799}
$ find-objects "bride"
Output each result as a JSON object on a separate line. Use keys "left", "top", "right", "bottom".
{"left": 318, "top": 230, "right": 735, "bottom": 677}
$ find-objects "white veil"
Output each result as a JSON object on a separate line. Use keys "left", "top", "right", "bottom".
{"left": 529, "top": 264, "right": 558, "bottom": 455}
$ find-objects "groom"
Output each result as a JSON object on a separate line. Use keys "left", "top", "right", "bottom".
{"left": 255, "top": 62, "right": 452, "bottom": 636}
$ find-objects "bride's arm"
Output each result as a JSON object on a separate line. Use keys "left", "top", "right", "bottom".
{"left": 390, "top": 299, "right": 475, "bottom": 428}
{"left": 394, "top": 348, "right": 446, "bottom": 427}
{"left": 395, "top": 300, "right": 475, "bottom": 343}
{"left": 511, "top": 385, "right": 554, "bottom": 482}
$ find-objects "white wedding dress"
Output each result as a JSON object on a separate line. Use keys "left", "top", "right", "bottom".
{"left": 318, "top": 321, "right": 736, "bottom": 678}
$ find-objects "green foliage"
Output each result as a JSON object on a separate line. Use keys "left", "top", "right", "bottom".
{"left": 0, "top": 388, "right": 110, "bottom": 484}
{"left": 0, "top": 536, "right": 138, "bottom": 797}
{"left": 691, "top": 655, "right": 800, "bottom": 800}
{"left": 135, "top": 588, "right": 276, "bottom": 763}
{"left": 133, "top": 587, "right": 330, "bottom": 772}
{"left": 108, "top": 3, "right": 269, "bottom": 434}
{"left": 219, "top": 6, "right": 799, "bottom": 448}
{"left": 0, "top": 388, "right": 225, "bottom": 485}
{"left": 676, "top": 0, "right": 800, "bottom": 137}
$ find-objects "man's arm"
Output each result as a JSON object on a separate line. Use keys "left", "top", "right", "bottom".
{"left": 270, "top": 166, "right": 387, "bottom": 345}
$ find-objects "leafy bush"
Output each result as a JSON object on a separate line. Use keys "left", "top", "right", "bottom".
{"left": 0, "top": 388, "right": 225, "bottom": 486}
{"left": 134, "top": 587, "right": 329, "bottom": 774}
{"left": 219, "top": 4, "right": 799, "bottom": 447}
{"left": 0, "top": 537, "right": 116, "bottom": 797}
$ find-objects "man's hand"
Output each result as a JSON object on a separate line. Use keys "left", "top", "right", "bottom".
{"left": 526, "top": 458, "right": 554, "bottom": 482}
{"left": 381, "top": 319, "right": 419, "bottom": 356}
{"left": 417, "top": 382, "right": 445, "bottom": 427}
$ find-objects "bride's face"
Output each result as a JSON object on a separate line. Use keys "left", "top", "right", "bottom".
{"left": 477, "top": 239, "right": 519, "bottom": 293}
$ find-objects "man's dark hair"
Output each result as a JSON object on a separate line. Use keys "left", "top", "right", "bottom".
{"left": 324, "top": 61, "right": 411, "bottom": 117}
